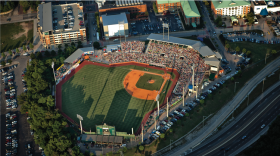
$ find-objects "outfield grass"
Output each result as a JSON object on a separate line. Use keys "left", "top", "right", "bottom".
{"left": 228, "top": 42, "right": 279, "bottom": 62}
{"left": 136, "top": 73, "right": 164, "bottom": 91}
{"left": 1, "top": 21, "right": 33, "bottom": 52}
{"left": 62, "top": 64, "right": 174, "bottom": 133}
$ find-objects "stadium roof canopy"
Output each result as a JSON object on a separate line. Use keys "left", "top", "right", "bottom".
{"left": 64, "top": 47, "right": 94, "bottom": 64}
{"left": 203, "top": 57, "right": 220, "bottom": 67}
{"left": 38, "top": 2, "right": 53, "bottom": 32}
{"left": 102, "top": 12, "right": 128, "bottom": 26}
{"left": 147, "top": 34, "right": 216, "bottom": 57}
{"left": 212, "top": 0, "right": 251, "bottom": 9}
{"left": 81, "top": 134, "right": 123, "bottom": 144}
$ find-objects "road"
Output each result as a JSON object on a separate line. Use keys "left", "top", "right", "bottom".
{"left": 186, "top": 85, "right": 280, "bottom": 156}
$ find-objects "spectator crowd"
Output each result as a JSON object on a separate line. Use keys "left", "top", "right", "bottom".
{"left": 104, "top": 40, "right": 209, "bottom": 94}
{"left": 121, "top": 41, "right": 145, "bottom": 53}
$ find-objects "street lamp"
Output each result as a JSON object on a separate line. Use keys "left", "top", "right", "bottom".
{"left": 262, "top": 78, "right": 266, "bottom": 92}
{"left": 52, "top": 62, "right": 56, "bottom": 108}
{"left": 170, "top": 139, "right": 173, "bottom": 150}
{"left": 77, "top": 114, "right": 83, "bottom": 134}
{"left": 234, "top": 82, "right": 239, "bottom": 92}
{"left": 203, "top": 116, "right": 207, "bottom": 127}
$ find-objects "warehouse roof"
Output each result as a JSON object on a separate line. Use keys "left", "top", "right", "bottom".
{"left": 147, "top": 34, "right": 216, "bottom": 57}
{"left": 38, "top": 2, "right": 53, "bottom": 32}
{"left": 64, "top": 47, "right": 94, "bottom": 63}
{"left": 102, "top": 12, "right": 128, "bottom": 26}
{"left": 212, "top": 0, "right": 251, "bottom": 9}
{"left": 157, "top": 0, "right": 200, "bottom": 18}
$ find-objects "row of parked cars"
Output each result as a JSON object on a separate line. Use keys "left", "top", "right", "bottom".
{"left": 226, "top": 31, "right": 263, "bottom": 36}
{"left": 5, "top": 113, "right": 18, "bottom": 156}
{"left": 22, "top": 68, "right": 27, "bottom": 92}
{"left": 3, "top": 72, "right": 18, "bottom": 110}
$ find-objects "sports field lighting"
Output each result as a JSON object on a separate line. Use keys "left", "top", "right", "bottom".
{"left": 77, "top": 114, "right": 83, "bottom": 134}
{"left": 52, "top": 62, "right": 56, "bottom": 107}
{"left": 162, "top": 23, "right": 169, "bottom": 40}
{"left": 156, "top": 94, "right": 160, "bottom": 116}
{"left": 167, "top": 97, "right": 169, "bottom": 117}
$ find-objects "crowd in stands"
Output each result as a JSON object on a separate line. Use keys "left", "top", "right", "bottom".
{"left": 104, "top": 40, "right": 209, "bottom": 94}
{"left": 121, "top": 41, "right": 145, "bottom": 53}
{"left": 55, "top": 64, "right": 71, "bottom": 80}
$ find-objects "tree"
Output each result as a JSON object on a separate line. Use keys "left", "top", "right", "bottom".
{"left": 36, "top": 52, "right": 43, "bottom": 60}
{"left": 153, "top": 2, "right": 158, "bottom": 14}
{"left": 203, "top": 1, "right": 209, "bottom": 5}
{"left": 235, "top": 46, "right": 240, "bottom": 52}
{"left": 208, "top": 94, "right": 212, "bottom": 99}
{"left": 77, "top": 41, "right": 83, "bottom": 48}
{"left": 23, "top": 45, "right": 27, "bottom": 51}
{"left": 231, "top": 77, "right": 234, "bottom": 81}
{"left": 242, "top": 48, "right": 246, "bottom": 54}
{"left": 1, "top": 61, "right": 6, "bottom": 66}
{"left": 29, "top": 43, "right": 34, "bottom": 49}
{"left": 225, "top": 44, "right": 230, "bottom": 51}
{"left": 123, "top": 147, "right": 127, "bottom": 153}
{"left": 71, "top": 42, "right": 75, "bottom": 47}
{"left": 246, "top": 51, "right": 251, "bottom": 56}
{"left": 271, "top": 50, "right": 277, "bottom": 55}
{"left": 16, "top": 48, "right": 19, "bottom": 54}
{"left": 45, "top": 50, "right": 50, "bottom": 57}
{"left": 58, "top": 44, "right": 62, "bottom": 50}
{"left": 139, "top": 145, "right": 144, "bottom": 153}
{"left": 8, "top": 59, "right": 12, "bottom": 64}
{"left": 93, "top": 42, "right": 100, "bottom": 49}
{"left": 185, "top": 113, "right": 189, "bottom": 117}
{"left": 51, "top": 50, "right": 56, "bottom": 56}
{"left": 30, "top": 53, "right": 36, "bottom": 59}
{"left": 160, "top": 134, "right": 165, "bottom": 140}
{"left": 2, "top": 52, "right": 6, "bottom": 58}
{"left": 169, "top": 129, "right": 173, "bottom": 133}
{"left": 200, "top": 99, "right": 205, "bottom": 105}
{"left": 9, "top": 49, "right": 12, "bottom": 56}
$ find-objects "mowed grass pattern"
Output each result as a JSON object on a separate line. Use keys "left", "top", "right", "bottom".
{"left": 136, "top": 73, "right": 164, "bottom": 90}
{"left": 61, "top": 65, "right": 166, "bottom": 133}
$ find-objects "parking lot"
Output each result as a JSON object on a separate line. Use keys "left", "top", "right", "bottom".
{"left": 1, "top": 56, "right": 41, "bottom": 156}
{"left": 130, "top": 14, "right": 184, "bottom": 36}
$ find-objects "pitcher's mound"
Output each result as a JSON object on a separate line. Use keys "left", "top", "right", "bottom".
{"left": 148, "top": 80, "right": 155, "bottom": 84}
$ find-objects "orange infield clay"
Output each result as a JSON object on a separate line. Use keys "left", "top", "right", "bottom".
{"left": 123, "top": 69, "right": 171, "bottom": 101}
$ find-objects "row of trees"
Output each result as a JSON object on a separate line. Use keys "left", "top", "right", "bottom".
{"left": 19, "top": 1, "right": 40, "bottom": 12}
{"left": 0, "top": 1, "right": 16, "bottom": 12}
{"left": 18, "top": 42, "right": 85, "bottom": 156}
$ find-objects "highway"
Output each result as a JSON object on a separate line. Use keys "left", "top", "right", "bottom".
{"left": 185, "top": 86, "right": 280, "bottom": 156}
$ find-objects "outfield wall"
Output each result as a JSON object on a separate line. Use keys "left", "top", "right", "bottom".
{"left": 56, "top": 60, "right": 180, "bottom": 135}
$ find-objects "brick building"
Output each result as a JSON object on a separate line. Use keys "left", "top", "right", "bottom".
{"left": 211, "top": 0, "right": 251, "bottom": 18}
{"left": 156, "top": 0, "right": 200, "bottom": 27}
{"left": 37, "top": 2, "right": 86, "bottom": 48}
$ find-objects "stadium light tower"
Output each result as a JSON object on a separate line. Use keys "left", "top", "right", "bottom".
{"left": 156, "top": 94, "right": 160, "bottom": 116}
{"left": 77, "top": 114, "right": 83, "bottom": 134}
{"left": 167, "top": 97, "right": 169, "bottom": 117}
{"left": 52, "top": 62, "right": 56, "bottom": 107}
{"left": 192, "top": 64, "right": 195, "bottom": 95}
{"left": 162, "top": 23, "right": 169, "bottom": 40}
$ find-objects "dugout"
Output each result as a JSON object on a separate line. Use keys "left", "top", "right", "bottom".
{"left": 81, "top": 134, "right": 124, "bottom": 145}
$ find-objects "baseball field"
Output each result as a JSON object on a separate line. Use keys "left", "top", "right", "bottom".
{"left": 61, "top": 64, "right": 175, "bottom": 133}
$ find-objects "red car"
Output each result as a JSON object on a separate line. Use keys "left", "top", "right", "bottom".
{"left": 181, "top": 112, "right": 186, "bottom": 115}
{"left": 8, "top": 79, "right": 13, "bottom": 82}
{"left": 21, "top": 74, "right": 24, "bottom": 77}
{"left": 164, "top": 120, "right": 168, "bottom": 122}
{"left": 175, "top": 116, "right": 180, "bottom": 120}
{"left": 4, "top": 88, "right": 9, "bottom": 91}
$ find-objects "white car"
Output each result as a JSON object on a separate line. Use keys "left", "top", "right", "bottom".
{"left": 155, "top": 131, "right": 161, "bottom": 136}
{"left": 2, "top": 72, "right": 7, "bottom": 75}
{"left": 23, "top": 52, "right": 29, "bottom": 56}
{"left": 261, "top": 124, "right": 265, "bottom": 128}
{"left": 168, "top": 121, "right": 173, "bottom": 125}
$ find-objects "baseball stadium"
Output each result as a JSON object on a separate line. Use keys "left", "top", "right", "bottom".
{"left": 55, "top": 34, "right": 221, "bottom": 135}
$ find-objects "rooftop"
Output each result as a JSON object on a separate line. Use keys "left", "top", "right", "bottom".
{"left": 212, "top": 0, "right": 251, "bottom": 9}
{"left": 253, "top": 1, "right": 267, "bottom": 5}
{"left": 64, "top": 47, "right": 94, "bottom": 63}
{"left": 52, "top": 3, "right": 84, "bottom": 34}
{"left": 157, "top": 0, "right": 200, "bottom": 18}
{"left": 38, "top": 2, "right": 53, "bottom": 32}
{"left": 102, "top": 12, "right": 128, "bottom": 26}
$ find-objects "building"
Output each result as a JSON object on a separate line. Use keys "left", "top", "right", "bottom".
{"left": 37, "top": 2, "right": 86, "bottom": 48}
{"left": 101, "top": 13, "right": 129, "bottom": 40}
{"left": 95, "top": 0, "right": 106, "bottom": 8}
{"left": 251, "top": 0, "right": 280, "bottom": 14}
{"left": 99, "top": 1, "right": 148, "bottom": 22}
{"left": 211, "top": 0, "right": 251, "bottom": 17}
{"left": 156, "top": 0, "right": 200, "bottom": 26}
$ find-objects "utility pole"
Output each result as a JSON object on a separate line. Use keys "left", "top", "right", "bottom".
{"left": 142, "top": 124, "right": 143, "bottom": 142}
{"left": 156, "top": 94, "right": 160, "bottom": 116}
{"left": 265, "top": 52, "right": 269, "bottom": 64}
{"left": 247, "top": 94, "right": 249, "bottom": 107}
{"left": 154, "top": 112, "right": 156, "bottom": 130}
{"left": 262, "top": 78, "right": 266, "bottom": 92}
{"left": 167, "top": 97, "right": 169, "bottom": 117}
{"left": 183, "top": 87, "right": 184, "bottom": 107}
{"left": 170, "top": 140, "right": 173, "bottom": 151}
{"left": 132, "top": 128, "right": 133, "bottom": 135}
{"left": 203, "top": 116, "right": 207, "bottom": 127}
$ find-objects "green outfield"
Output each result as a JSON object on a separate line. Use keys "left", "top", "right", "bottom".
{"left": 136, "top": 73, "right": 164, "bottom": 90}
{"left": 61, "top": 64, "right": 174, "bottom": 133}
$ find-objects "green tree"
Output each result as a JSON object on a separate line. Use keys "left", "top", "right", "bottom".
{"left": 36, "top": 52, "right": 43, "bottom": 60}
{"left": 51, "top": 50, "right": 56, "bottom": 56}
{"left": 9, "top": 49, "right": 12, "bottom": 56}
{"left": 77, "top": 41, "right": 83, "bottom": 48}
{"left": 225, "top": 44, "right": 230, "bottom": 51}
{"left": 139, "top": 145, "right": 144, "bottom": 153}
{"left": 185, "top": 113, "right": 189, "bottom": 117}
{"left": 58, "top": 44, "right": 62, "bottom": 50}
{"left": 71, "top": 42, "right": 75, "bottom": 47}
{"left": 271, "top": 50, "right": 277, "bottom": 55}
{"left": 208, "top": 94, "right": 212, "bottom": 99}
{"left": 231, "top": 77, "right": 234, "bottom": 81}
{"left": 235, "top": 46, "right": 240, "bottom": 52}
{"left": 203, "top": 1, "right": 209, "bottom": 5}
{"left": 242, "top": 48, "right": 246, "bottom": 54}
{"left": 23, "top": 45, "right": 27, "bottom": 51}
{"left": 93, "top": 42, "right": 100, "bottom": 49}
{"left": 200, "top": 99, "right": 205, "bottom": 105}
{"left": 169, "top": 129, "right": 173, "bottom": 133}
{"left": 153, "top": 2, "right": 158, "bottom": 14}
{"left": 16, "top": 48, "right": 19, "bottom": 54}
{"left": 30, "top": 53, "right": 36, "bottom": 59}
{"left": 123, "top": 147, "right": 127, "bottom": 153}
{"left": 29, "top": 43, "right": 34, "bottom": 49}
{"left": 8, "top": 59, "right": 12, "bottom": 64}
{"left": 45, "top": 50, "right": 50, "bottom": 57}
{"left": 1, "top": 61, "right": 6, "bottom": 66}
{"left": 246, "top": 51, "right": 251, "bottom": 56}
{"left": 160, "top": 133, "right": 165, "bottom": 140}
{"left": 2, "top": 52, "right": 6, "bottom": 58}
